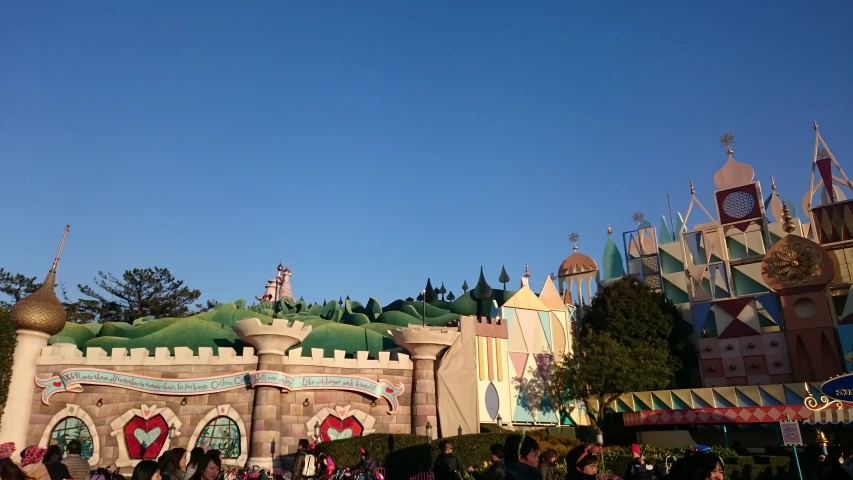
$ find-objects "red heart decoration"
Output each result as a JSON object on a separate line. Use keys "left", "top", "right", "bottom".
{"left": 123, "top": 414, "right": 169, "bottom": 460}
{"left": 220, "top": 408, "right": 226, "bottom": 414}
{"left": 142, "top": 410, "right": 150, "bottom": 416}
{"left": 385, "top": 388, "right": 393, "bottom": 393}
{"left": 52, "top": 381, "right": 62, "bottom": 387}
{"left": 320, "top": 415, "right": 364, "bottom": 442}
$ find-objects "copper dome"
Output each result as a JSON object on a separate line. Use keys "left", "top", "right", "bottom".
{"left": 558, "top": 252, "right": 598, "bottom": 276}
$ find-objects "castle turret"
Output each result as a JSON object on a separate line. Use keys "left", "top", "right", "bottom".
{"left": 1, "top": 226, "right": 70, "bottom": 461}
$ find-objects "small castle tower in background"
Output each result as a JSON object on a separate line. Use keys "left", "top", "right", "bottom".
{"left": 257, "top": 261, "right": 294, "bottom": 302}
{"left": 557, "top": 232, "right": 599, "bottom": 307}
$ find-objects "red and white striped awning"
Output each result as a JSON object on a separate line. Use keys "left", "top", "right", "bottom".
{"left": 805, "top": 408, "right": 853, "bottom": 425}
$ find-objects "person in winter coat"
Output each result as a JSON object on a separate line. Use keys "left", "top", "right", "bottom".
{"left": 503, "top": 433, "right": 542, "bottom": 480}
{"left": 43, "top": 445, "right": 72, "bottom": 480}
{"left": 433, "top": 441, "right": 463, "bottom": 480}
{"left": 538, "top": 450, "right": 557, "bottom": 480}
{"left": 624, "top": 445, "right": 656, "bottom": 480}
{"left": 467, "top": 444, "right": 505, "bottom": 480}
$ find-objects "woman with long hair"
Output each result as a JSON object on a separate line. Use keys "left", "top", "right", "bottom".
{"left": 503, "top": 433, "right": 541, "bottom": 480}
{"left": 184, "top": 448, "right": 205, "bottom": 479}
{"left": 132, "top": 460, "right": 162, "bottom": 480}
{"left": 187, "top": 455, "right": 221, "bottom": 480}
{"left": 159, "top": 449, "right": 187, "bottom": 480}
{"left": 0, "top": 458, "right": 31, "bottom": 480}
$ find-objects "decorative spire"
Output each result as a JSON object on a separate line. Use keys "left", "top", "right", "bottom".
{"left": 719, "top": 132, "right": 735, "bottom": 155}
{"left": 606, "top": 225, "right": 612, "bottom": 236}
{"left": 771, "top": 175, "right": 777, "bottom": 191}
{"left": 277, "top": 260, "right": 284, "bottom": 272}
{"left": 814, "top": 120, "right": 819, "bottom": 131}
{"left": 781, "top": 201, "right": 796, "bottom": 234}
{"left": 569, "top": 232, "right": 579, "bottom": 251}
{"left": 524, "top": 263, "right": 531, "bottom": 278}
{"left": 690, "top": 180, "right": 695, "bottom": 196}
{"left": 51, "top": 225, "right": 70, "bottom": 272}
{"left": 713, "top": 132, "right": 755, "bottom": 189}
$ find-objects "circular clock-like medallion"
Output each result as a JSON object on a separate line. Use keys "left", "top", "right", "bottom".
{"left": 722, "top": 191, "right": 756, "bottom": 219}
{"left": 764, "top": 241, "right": 823, "bottom": 287}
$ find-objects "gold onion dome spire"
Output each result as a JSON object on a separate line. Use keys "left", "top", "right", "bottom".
{"left": 9, "top": 225, "right": 70, "bottom": 335}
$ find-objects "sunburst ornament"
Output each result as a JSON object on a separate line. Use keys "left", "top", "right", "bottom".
{"left": 719, "top": 132, "right": 735, "bottom": 154}
{"left": 632, "top": 212, "right": 644, "bottom": 225}
{"left": 569, "top": 232, "right": 579, "bottom": 251}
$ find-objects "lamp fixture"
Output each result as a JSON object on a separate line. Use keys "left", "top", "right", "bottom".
{"left": 425, "top": 421, "right": 433, "bottom": 443}
{"left": 495, "top": 414, "right": 502, "bottom": 430}
{"left": 313, "top": 421, "right": 321, "bottom": 443}
{"left": 96, "top": 399, "right": 103, "bottom": 408}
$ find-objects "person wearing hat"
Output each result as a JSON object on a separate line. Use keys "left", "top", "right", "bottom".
{"left": 623, "top": 445, "right": 656, "bottom": 480}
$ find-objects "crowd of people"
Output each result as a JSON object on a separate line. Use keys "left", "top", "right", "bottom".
{"left": 0, "top": 443, "right": 222, "bottom": 480}
{"left": 0, "top": 437, "right": 731, "bottom": 480}
{"left": 430, "top": 436, "right": 725, "bottom": 480}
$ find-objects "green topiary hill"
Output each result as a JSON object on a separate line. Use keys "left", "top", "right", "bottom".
{"left": 84, "top": 317, "right": 242, "bottom": 354}
{"left": 51, "top": 290, "right": 472, "bottom": 357}
{"left": 296, "top": 323, "right": 395, "bottom": 358}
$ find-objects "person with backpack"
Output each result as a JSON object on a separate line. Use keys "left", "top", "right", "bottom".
{"left": 293, "top": 440, "right": 318, "bottom": 480}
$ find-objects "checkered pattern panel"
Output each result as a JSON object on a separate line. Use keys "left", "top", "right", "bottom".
{"left": 622, "top": 405, "right": 814, "bottom": 426}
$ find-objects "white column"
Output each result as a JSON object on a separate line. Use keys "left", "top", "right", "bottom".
{"left": 0, "top": 330, "right": 50, "bottom": 462}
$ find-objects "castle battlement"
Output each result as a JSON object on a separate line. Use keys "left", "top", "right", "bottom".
{"left": 35, "top": 343, "right": 412, "bottom": 370}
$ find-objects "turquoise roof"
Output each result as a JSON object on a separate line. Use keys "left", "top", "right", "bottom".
{"left": 602, "top": 236, "right": 626, "bottom": 280}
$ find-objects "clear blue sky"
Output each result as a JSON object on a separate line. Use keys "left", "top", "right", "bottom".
{"left": 2, "top": 1, "right": 852, "bottom": 306}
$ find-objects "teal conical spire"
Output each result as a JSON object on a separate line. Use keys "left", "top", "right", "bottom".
{"left": 674, "top": 212, "right": 685, "bottom": 236}
{"left": 659, "top": 215, "right": 675, "bottom": 244}
{"left": 602, "top": 236, "right": 626, "bottom": 280}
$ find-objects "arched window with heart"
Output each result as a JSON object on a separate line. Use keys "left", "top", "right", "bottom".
{"left": 307, "top": 405, "right": 378, "bottom": 443}
{"left": 124, "top": 414, "right": 170, "bottom": 459}
{"left": 319, "top": 415, "right": 364, "bottom": 442}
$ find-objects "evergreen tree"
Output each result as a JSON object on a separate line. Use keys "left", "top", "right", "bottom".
{"left": 446, "top": 291, "right": 456, "bottom": 301}
{"left": 77, "top": 267, "right": 202, "bottom": 323}
{"left": 498, "top": 265, "right": 510, "bottom": 289}
{"left": 471, "top": 267, "right": 493, "bottom": 318}
{"left": 424, "top": 278, "right": 437, "bottom": 302}
{"left": 439, "top": 282, "right": 447, "bottom": 300}
{"left": 461, "top": 280, "right": 469, "bottom": 293}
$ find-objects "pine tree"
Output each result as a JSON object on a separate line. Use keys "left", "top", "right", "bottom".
{"left": 446, "top": 291, "right": 456, "bottom": 301}
{"left": 462, "top": 280, "right": 469, "bottom": 293}
{"left": 498, "top": 265, "right": 510, "bottom": 289}
{"left": 439, "top": 282, "right": 447, "bottom": 300}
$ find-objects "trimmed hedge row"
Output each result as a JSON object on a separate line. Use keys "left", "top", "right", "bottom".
{"left": 316, "top": 433, "right": 796, "bottom": 480}
{"left": 0, "top": 308, "right": 16, "bottom": 421}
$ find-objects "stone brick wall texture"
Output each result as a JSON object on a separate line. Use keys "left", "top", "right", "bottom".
{"left": 30, "top": 363, "right": 413, "bottom": 463}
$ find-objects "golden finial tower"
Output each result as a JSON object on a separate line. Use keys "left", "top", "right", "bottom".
{"left": 1, "top": 225, "right": 71, "bottom": 460}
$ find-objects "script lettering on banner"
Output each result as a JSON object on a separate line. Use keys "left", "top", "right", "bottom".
{"left": 35, "top": 368, "right": 405, "bottom": 413}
